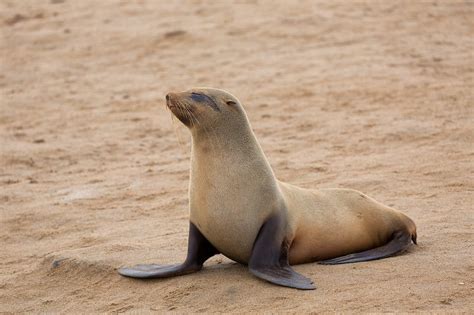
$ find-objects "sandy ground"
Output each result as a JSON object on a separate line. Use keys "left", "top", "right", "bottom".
{"left": 1, "top": 0, "right": 473, "bottom": 313}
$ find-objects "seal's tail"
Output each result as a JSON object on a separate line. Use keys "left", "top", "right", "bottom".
{"left": 318, "top": 229, "right": 416, "bottom": 265}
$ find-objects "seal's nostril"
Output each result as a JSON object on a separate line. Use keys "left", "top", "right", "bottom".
{"left": 166, "top": 94, "right": 170, "bottom": 101}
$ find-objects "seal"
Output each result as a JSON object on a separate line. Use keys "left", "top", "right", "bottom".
{"left": 118, "top": 88, "right": 417, "bottom": 290}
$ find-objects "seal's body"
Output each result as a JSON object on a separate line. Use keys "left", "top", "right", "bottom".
{"left": 119, "top": 88, "right": 417, "bottom": 289}
{"left": 281, "top": 184, "right": 415, "bottom": 264}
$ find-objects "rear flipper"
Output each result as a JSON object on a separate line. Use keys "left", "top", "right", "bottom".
{"left": 318, "top": 230, "right": 415, "bottom": 265}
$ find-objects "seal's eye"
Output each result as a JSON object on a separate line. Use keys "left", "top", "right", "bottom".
{"left": 226, "top": 100, "right": 237, "bottom": 106}
{"left": 189, "top": 92, "right": 221, "bottom": 112}
{"left": 190, "top": 92, "right": 207, "bottom": 103}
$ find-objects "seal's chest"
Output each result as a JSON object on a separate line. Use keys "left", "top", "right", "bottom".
{"left": 190, "top": 206, "right": 262, "bottom": 263}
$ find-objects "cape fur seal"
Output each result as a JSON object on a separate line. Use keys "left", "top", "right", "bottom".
{"left": 118, "top": 88, "right": 417, "bottom": 290}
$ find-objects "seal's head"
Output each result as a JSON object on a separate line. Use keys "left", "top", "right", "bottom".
{"left": 166, "top": 88, "right": 248, "bottom": 134}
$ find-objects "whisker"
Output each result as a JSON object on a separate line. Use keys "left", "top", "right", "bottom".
{"left": 167, "top": 102, "right": 189, "bottom": 153}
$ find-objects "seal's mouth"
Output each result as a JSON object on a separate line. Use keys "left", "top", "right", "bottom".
{"left": 165, "top": 93, "right": 175, "bottom": 109}
{"left": 166, "top": 93, "right": 182, "bottom": 112}
{"left": 165, "top": 93, "right": 193, "bottom": 126}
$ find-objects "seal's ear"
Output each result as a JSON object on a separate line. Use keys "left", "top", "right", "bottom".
{"left": 226, "top": 100, "right": 237, "bottom": 106}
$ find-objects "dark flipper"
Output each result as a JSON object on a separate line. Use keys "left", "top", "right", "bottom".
{"left": 118, "top": 222, "right": 218, "bottom": 278}
{"left": 318, "top": 230, "right": 414, "bottom": 265}
{"left": 118, "top": 263, "right": 196, "bottom": 278}
{"left": 249, "top": 214, "right": 316, "bottom": 290}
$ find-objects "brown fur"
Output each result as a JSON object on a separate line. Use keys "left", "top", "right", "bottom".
{"left": 167, "top": 88, "right": 417, "bottom": 265}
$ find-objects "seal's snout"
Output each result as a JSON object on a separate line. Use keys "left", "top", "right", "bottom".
{"left": 166, "top": 92, "right": 177, "bottom": 109}
{"left": 166, "top": 92, "right": 192, "bottom": 126}
{"left": 166, "top": 92, "right": 175, "bottom": 104}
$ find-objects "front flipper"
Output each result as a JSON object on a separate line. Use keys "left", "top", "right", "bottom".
{"left": 118, "top": 222, "right": 218, "bottom": 279}
{"left": 248, "top": 214, "right": 315, "bottom": 290}
{"left": 118, "top": 263, "right": 196, "bottom": 278}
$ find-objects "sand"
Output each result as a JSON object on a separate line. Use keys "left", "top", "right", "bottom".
{"left": 1, "top": 0, "right": 473, "bottom": 313}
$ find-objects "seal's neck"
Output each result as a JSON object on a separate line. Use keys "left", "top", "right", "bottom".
{"left": 189, "top": 121, "right": 278, "bottom": 192}
{"left": 192, "top": 124, "right": 271, "bottom": 170}
{"left": 188, "top": 117, "right": 282, "bottom": 226}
